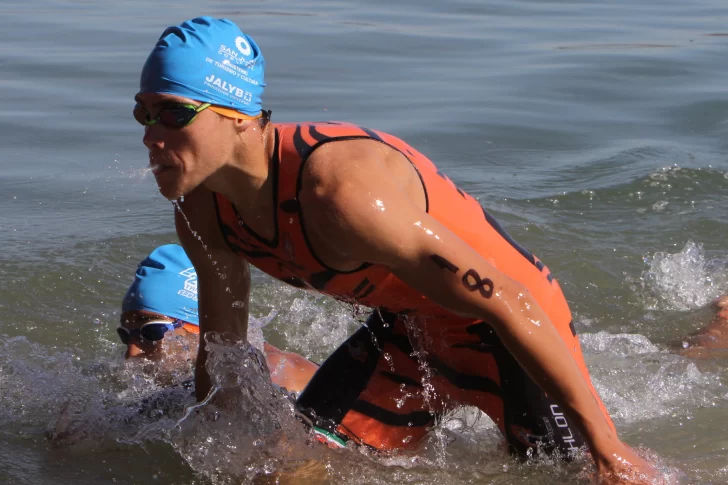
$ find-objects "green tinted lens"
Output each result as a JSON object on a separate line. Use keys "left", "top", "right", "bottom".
{"left": 158, "top": 105, "right": 200, "bottom": 128}
{"left": 133, "top": 103, "right": 210, "bottom": 129}
{"left": 133, "top": 104, "right": 153, "bottom": 126}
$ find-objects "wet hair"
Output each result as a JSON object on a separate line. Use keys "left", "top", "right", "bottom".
{"left": 259, "top": 109, "right": 272, "bottom": 128}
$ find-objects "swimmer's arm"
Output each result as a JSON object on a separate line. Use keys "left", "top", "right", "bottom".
{"left": 263, "top": 343, "right": 319, "bottom": 395}
{"left": 300, "top": 150, "right": 646, "bottom": 478}
{"left": 176, "top": 185, "right": 251, "bottom": 401}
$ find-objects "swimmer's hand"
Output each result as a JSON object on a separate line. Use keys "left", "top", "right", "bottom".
{"left": 593, "top": 442, "right": 667, "bottom": 485}
{"left": 677, "top": 295, "right": 728, "bottom": 359}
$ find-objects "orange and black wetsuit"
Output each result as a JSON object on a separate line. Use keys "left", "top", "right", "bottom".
{"left": 213, "top": 122, "right": 615, "bottom": 456}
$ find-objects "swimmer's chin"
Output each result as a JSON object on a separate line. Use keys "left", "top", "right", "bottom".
{"left": 156, "top": 184, "right": 185, "bottom": 201}
{"left": 154, "top": 171, "right": 207, "bottom": 200}
{"left": 155, "top": 179, "right": 199, "bottom": 201}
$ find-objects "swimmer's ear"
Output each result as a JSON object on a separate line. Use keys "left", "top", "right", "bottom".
{"left": 233, "top": 118, "right": 257, "bottom": 134}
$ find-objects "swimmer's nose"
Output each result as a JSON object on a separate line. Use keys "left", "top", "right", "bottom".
{"left": 142, "top": 124, "right": 164, "bottom": 150}
{"left": 125, "top": 339, "right": 162, "bottom": 360}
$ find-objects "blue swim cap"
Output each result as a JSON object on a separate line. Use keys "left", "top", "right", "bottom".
{"left": 122, "top": 244, "right": 199, "bottom": 325}
{"left": 139, "top": 16, "right": 265, "bottom": 117}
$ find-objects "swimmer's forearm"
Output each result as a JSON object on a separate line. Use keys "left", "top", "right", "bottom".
{"left": 194, "top": 286, "right": 251, "bottom": 400}
{"left": 485, "top": 305, "right": 618, "bottom": 451}
{"left": 194, "top": 348, "right": 212, "bottom": 401}
{"left": 175, "top": 189, "right": 253, "bottom": 401}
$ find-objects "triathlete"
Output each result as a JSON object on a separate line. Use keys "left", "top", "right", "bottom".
{"left": 133, "top": 16, "right": 660, "bottom": 483}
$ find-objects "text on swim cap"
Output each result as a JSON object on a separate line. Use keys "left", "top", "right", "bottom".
{"left": 204, "top": 74, "right": 253, "bottom": 104}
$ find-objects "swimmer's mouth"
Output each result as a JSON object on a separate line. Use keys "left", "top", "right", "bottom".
{"left": 150, "top": 163, "right": 176, "bottom": 175}
{"left": 149, "top": 152, "right": 177, "bottom": 174}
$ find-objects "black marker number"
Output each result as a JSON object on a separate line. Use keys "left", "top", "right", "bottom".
{"left": 430, "top": 254, "right": 459, "bottom": 274}
{"left": 462, "top": 269, "right": 494, "bottom": 299}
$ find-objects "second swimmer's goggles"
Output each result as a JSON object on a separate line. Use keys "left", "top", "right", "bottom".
{"left": 133, "top": 102, "right": 211, "bottom": 129}
{"left": 117, "top": 319, "right": 183, "bottom": 344}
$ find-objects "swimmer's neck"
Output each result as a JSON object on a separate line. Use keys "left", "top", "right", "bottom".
{"left": 203, "top": 122, "right": 275, "bottom": 210}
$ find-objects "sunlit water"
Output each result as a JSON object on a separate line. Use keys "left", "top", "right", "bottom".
{"left": 2, "top": 0, "right": 728, "bottom": 483}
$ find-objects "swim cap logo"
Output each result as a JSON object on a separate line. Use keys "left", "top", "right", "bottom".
{"left": 235, "top": 36, "right": 251, "bottom": 56}
{"left": 218, "top": 38, "right": 255, "bottom": 67}
{"left": 178, "top": 267, "right": 198, "bottom": 302}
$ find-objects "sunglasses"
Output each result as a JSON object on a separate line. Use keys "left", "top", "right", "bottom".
{"left": 117, "top": 319, "right": 183, "bottom": 345}
{"left": 133, "top": 102, "right": 211, "bottom": 129}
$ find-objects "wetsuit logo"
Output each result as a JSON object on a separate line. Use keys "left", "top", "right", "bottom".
{"left": 549, "top": 404, "right": 580, "bottom": 451}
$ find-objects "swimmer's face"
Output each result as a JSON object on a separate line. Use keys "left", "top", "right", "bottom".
{"left": 134, "top": 93, "right": 239, "bottom": 200}
{"left": 119, "top": 310, "right": 197, "bottom": 361}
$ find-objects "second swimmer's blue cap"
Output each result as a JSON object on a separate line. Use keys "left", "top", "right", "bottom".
{"left": 139, "top": 16, "right": 265, "bottom": 117}
{"left": 122, "top": 244, "right": 199, "bottom": 325}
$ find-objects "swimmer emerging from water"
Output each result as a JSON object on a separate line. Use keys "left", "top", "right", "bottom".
{"left": 133, "top": 17, "right": 661, "bottom": 483}
{"left": 119, "top": 244, "right": 318, "bottom": 395}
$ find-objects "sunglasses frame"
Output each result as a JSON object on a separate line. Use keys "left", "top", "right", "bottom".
{"left": 133, "top": 102, "right": 212, "bottom": 129}
{"left": 117, "top": 319, "right": 184, "bottom": 344}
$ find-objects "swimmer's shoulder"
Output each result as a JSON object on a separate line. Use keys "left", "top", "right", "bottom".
{"left": 304, "top": 136, "right": 420, "bottom": 191}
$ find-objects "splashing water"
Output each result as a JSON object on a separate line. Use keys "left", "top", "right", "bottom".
{"left": 0, "top": 334, "right": 197, "bottom": 452}
{"left": 128, "top": 166, "right": 154, "bottom": 180}
{"left": 168, "top": 332, "right": 313, "bottom": 483}
{"left": 579, "top": 331, "right": 724, "bottom": 424}
{"left": 173, "top": 202, "right": 209, "bottom": 253}
{"left": 247, "top": 309, "right": 278, "bottom": 353}
{"left": 639, "top": 240, "right": 728, "bottom": 311}
{"left": 270, "top": 290, "right": 362, "bottom": 362}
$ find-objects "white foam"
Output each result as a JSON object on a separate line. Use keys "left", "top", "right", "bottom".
{"left": 580, "top": 331, "right": 725, "bottom": 424}
{"left": 639, "top": 240, "right": 728, "bottom": 311}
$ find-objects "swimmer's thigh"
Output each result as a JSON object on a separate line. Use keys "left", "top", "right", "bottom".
{"left": 295, "top": 311, "right": 437, "bottom": 451}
